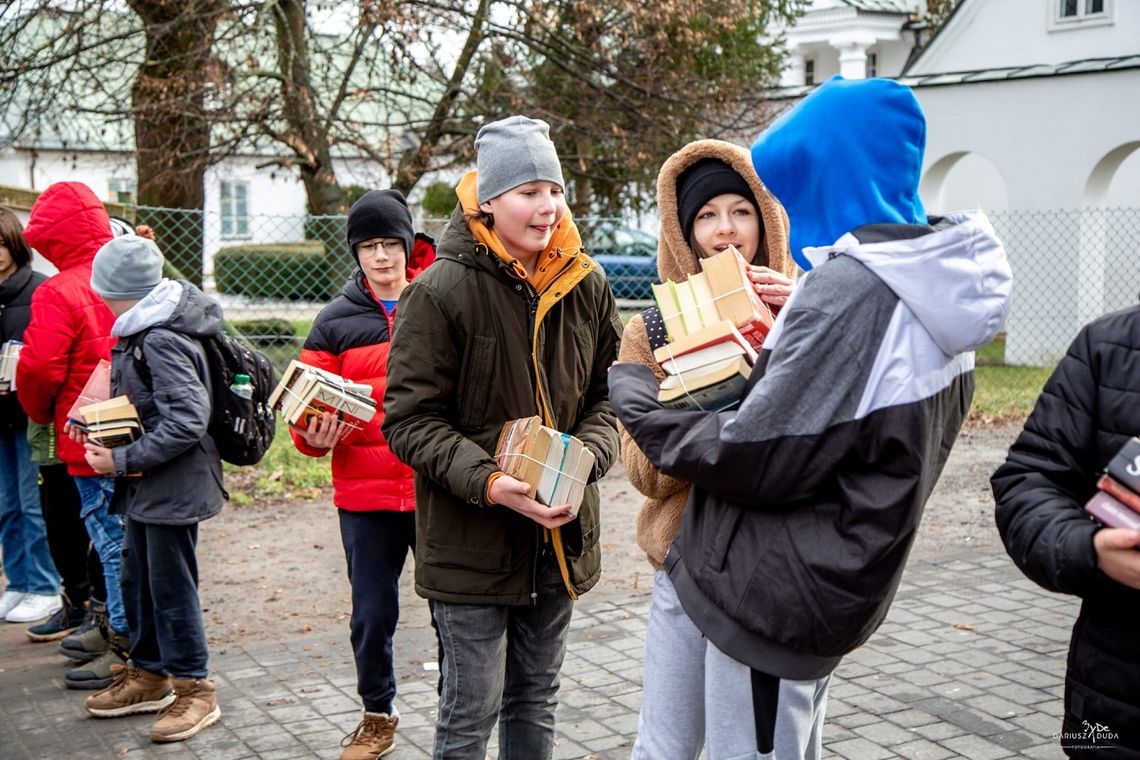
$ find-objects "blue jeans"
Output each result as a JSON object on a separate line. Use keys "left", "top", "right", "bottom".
{"left": 123, "top": 518, "right": 208, "bottom": 678}
{"left": 74, "top": 476, "right": 126, "bottom": 634}
{"left": 0, "top": 428, "right": 59, "bottom": 595}
{"left": 431, "top": 559, "right": 574, "bottom": 760}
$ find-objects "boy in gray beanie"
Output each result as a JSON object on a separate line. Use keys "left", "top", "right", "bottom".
{"left": 78, "top": 235, "right": 226, "bottom": 744}
{"left": 383, "top": 115, "right": 619, "bottom": 760}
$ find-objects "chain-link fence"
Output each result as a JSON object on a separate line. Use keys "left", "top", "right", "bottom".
{"left": 134, "top": 205, "right": 1140, "bottom": 369}
{"left": 989, "top": 208, "right": 1140, "bottom": 365}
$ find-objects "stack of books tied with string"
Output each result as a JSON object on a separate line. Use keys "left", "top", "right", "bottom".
{"left": 494, "top": 416, "right": 596, "bottom": 516}
{"left": 649, "top": 246, "right": 771, "bottom": 411}
{"left": 1084, "top": 436, "right": 1140, "bottom": 530}
{"left": 267, "top": 359, "right": 376, "bottom": 430}
{"left": 72, "top": 396, "right": 143, "bottom": 448}
{"left": 0, "top": 340, "right": 21, "bottom": 392}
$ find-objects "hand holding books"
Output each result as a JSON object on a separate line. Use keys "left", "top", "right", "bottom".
{"left": 494, "top": 417, "right": 595, "bottom": 521}
{"left": 1084, "top": 437, "right": 1140, "bottom": 532}
{"left": 268, "top": 360, "right": 376, "bottom": 439}
{"left": 0, "top": 339, "right": 21, "bottom": 393}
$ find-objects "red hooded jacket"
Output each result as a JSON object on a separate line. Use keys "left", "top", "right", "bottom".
{"left": 290, "top": 234, "right": 435, "bottom": 511}
{"left": 16, "top": 182, "right": 116, "bottom": 476}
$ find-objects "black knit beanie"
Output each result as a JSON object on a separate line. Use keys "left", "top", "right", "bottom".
{"left": 346, "top": 189, "right": 414, "bottom": 262}
{"left": 676, "top": 158, "right": 759, "bottom": 242}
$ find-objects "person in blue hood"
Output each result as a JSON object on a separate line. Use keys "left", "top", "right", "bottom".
{"left": 609, "top": 76, "right": 1013, "bottom": 759}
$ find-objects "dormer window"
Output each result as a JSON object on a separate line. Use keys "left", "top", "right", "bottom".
{"left": 1052, "top": 0, "right": 1112, "bottom": 29}
{"left": 1059, "top": 0, "right": 1104, "bottom": 17}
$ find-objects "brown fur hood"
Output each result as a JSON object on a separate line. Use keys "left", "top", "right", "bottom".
{"left": 655, "top": 139, "right": 795, "bottom": 283}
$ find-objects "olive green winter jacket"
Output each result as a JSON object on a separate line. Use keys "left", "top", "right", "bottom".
{"left": 382, "top": 205, "right": 622, "bottom": 605}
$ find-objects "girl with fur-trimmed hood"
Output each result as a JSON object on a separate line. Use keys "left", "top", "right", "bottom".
{"left": 620, "top": 139, "right": 796, "bottom": 759}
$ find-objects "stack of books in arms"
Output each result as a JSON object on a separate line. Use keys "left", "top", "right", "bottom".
{"left": 495, "top": 416, "right": 596, "bottom": 515}
{"left": 267, "top": 360, "right": 376, "bottom": 429}
{"left": 1084, "top": 437, "right": 1140, "bottom": 529}
{"left": 72, "top": 396, "right": 142, "bottom": 447}
{"left": 0, "top": 340, "right": 20, "bottom": 391}
{"left": 650, "top": 245, "right": 770, "bottom": 411}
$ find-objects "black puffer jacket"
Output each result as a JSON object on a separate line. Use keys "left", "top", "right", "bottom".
{"left": 993, "top": 303, "right": 1140, "bottom": 757}
{"left": 0, "top": 266, "right": 48, "bottom": 430}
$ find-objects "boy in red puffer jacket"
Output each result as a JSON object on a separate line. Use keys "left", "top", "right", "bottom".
{"left": 290, "top": 189, "right": 435, "bottom": 760}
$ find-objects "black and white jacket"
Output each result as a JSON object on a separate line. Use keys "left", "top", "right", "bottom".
{"left": 610, "top": 210, "right": 1012, "bottom": 679}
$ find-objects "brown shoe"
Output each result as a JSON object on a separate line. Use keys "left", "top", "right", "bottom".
{"left": 85, "top": 664, "right": 174, "bottom": 717}
{"left": 150, "top": 677, "right": 221, "bottom": 743}
{"left": 340, "top": 711, "right": 398, "bottom": 759}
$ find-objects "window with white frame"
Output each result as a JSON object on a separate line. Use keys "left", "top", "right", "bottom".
{"left": 220, "top": 181, "right": 250, "bottom": 239}
{"left": 866, "top": 52, "right": 878, "bottom": 78}
{"left": 1052, "top": 0, "right": 1112, "bottom": 28}
{"left": 107, "top": 178, "right": 136, "bottom": 204}
{"left": 804, "top": 58, "right": 816, "bottom": 86}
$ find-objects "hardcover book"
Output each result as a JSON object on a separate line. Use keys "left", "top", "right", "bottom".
{"left": 0, "top": 340, "right": 21, "bottom": 392}
{"left": 494, "top": 416, "right": 595, "bottom": 516}
{"left": 1105, "top": 437, "right": 1140, "bottom": 496}
{"left": 1085, "top": 490, "right": 1140, "bottom": 531}
{"left": 659, "top": 355, "right": 751, "bottom": 411}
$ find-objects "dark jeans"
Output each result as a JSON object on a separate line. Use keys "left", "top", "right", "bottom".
{"left": 431, "top": 558, "right": 574, "bottom": 760}
{"left": 122, "top": 518, "right": 208, "bottom": 678}
{"left": 39, "top": 464, "right": 103, "bottom": 605}
{"left": 338, "top": 509, "right": 421, "bottom": 714}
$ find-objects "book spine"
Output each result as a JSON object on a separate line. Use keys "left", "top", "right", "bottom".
{"left": 1097, "top": 475, "right": 1140, "bottom": 515}
{"left": 1106, "top": 438, "right": 1140, "bottom": 495}
{"left": 1085, "top": 491, "right": 1140, "bottom": 531}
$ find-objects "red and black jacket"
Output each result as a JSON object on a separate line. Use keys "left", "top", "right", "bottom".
{"left": 291, "top": 234, "right": 435, "bottom": 511}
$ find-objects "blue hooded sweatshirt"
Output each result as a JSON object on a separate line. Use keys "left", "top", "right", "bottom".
{"left": 751, "top": 76, "right": 927, "bottom": 270}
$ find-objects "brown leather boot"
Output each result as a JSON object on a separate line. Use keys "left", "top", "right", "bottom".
{"left": 340, "top": 711, "right": 398, "bottom": 759}
{"left": 150, "top": 677, "right": 221, "bottom": 743}
{"left": 85, "top": 664, "right": 174, "bottom": 717}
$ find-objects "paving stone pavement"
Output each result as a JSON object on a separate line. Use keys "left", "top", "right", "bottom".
{"left": 0, "top": 547, "right": 1077, "bottom": 759}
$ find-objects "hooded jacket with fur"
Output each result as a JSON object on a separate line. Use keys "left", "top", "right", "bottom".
{"left": 610, "top": 77, "right": 1012, "bottom": 679}
{"left": 618, "top": 139, "right": 794, "bottom": 569}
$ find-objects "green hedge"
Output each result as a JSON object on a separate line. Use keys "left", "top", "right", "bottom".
{"left": 214, "top": 242, "right": 350, "bottom": 301}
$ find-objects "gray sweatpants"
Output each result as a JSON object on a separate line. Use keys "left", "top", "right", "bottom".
{"left": 705, "top": 642, "right": 831, "bottom": 760}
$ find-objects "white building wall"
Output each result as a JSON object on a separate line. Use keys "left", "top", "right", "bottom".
{"left": 916, "top": 69, "right": 1140, "bottom": 365}
{"left": 910, "top": 0, "right": 1140, "bottom": 74}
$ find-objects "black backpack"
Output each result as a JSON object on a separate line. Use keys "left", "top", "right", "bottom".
{"left": 132, "top": 329, "right": 277, "bottom": 466}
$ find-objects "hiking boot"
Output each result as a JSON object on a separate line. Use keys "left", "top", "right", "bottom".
{"left": 59, "top": 599, "right": 108, "bottom": 662}
{"left": 65, "top": 630, "right": 129, "bottom": 690}
{"left": 150, "top": 678, "right": 220, "bottom": 743}
{"left": 5, "top": 593, "right": 62, "bottom": 623}
{"left": 340, "top": 711, "right": 398, "bottom": 759}
{"left": 27, "top": 599, "right": 86, "bottom": 642}
{"left": 85, "top": 664, "right": 174, "bottom": 717}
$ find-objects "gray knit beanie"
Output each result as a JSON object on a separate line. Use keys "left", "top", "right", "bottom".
{"left": 475, "top": 116, "right": 566, "bottom": 203}
{"left": 91, "top": 235, "right": 164, "bottom": 300}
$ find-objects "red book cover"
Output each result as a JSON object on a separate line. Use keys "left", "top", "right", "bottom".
{"left": 66, "top": 359, "right": 111, "bottom": 421}
{"left": 1097, "top": 475, "right": 1140, "bottom": 515}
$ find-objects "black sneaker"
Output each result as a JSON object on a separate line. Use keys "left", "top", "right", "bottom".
{"left": 27, "top": 602, "right": 86, "bottom": 642}
{"left": 65, "top": 631, "right": 130, "bottom": 691}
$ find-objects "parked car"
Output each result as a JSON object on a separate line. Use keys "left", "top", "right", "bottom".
{"left": 586, "top": 223, "right": 658, "bottom": 301}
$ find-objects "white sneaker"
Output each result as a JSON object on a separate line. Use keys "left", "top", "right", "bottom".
{"left": 6, "top": 593, "right": 63, "bottom": 623}
{"left": 0, "top": 590, "right": 27, "bottom": 618}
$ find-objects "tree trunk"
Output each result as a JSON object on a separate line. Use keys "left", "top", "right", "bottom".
{"left": 127, "top": 0, "right": 223, "bottom": 286}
